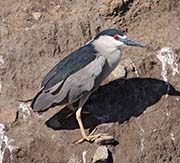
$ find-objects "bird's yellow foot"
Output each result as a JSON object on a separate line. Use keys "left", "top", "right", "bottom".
{"left": 74, "top": 129, "right": 107, "bottom": 144}
{"left": 74, "top": 133, "right": 102, "bottom": 144}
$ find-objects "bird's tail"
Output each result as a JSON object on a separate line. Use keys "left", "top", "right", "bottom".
{"left": 31, "top": 85, "right": 67, "bottom": 112}
{"left": 30, "top": 88, "right": 44, "bottom": 111}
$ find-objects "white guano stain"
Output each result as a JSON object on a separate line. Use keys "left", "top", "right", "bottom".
{"left": 170, "top": 133, "right": 175, "bottom": 144}
{"left": 0, "top": 55, "right": 4, "bottom": 94}
{"left": 157, "top": 47, "right": 178, "bottom": 149}
{"left": 157, "top": 47, "right": 179, "bottom": 82}
{"left": 0, "top": 56, "right": 4, "bottom": 68}
{"left": 0, "top": 124, "right": 13, "bottom": 163}
{"left": 19, "top": 103, "right": 31, "bottom": 121}
{"left": 140, "top": 126, "right": 145, "bottom": 152}
{"left": 166, "top": 107, "right": 171, "bottom": 117}
{"left": 82, "top": 151, "right": 87, "bottom": 163}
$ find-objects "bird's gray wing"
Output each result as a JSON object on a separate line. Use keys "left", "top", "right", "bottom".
{"left": 41, "top": 43, "right": 97, "bottom": 91}
{"left": 64, "top": 55, "right": 106, "bottom": 102}
{"left": 31, "top": 55, "right": 106, "bottom": 112}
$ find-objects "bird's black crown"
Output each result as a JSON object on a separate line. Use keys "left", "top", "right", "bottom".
{"left": 94, "top": 29, "right": 124, "bottom": 39}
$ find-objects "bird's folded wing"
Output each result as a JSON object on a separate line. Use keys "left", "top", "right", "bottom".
{"left": 31, "top": 55, "right": 106, "bottom": 112}
{"left": 64, "top": 55, "right": 106, "bottom": 102}
{"left": 41, "top": 44, "right": 97, "bottom": 91}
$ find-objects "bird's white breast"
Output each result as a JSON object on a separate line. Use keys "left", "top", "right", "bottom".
{"left": 107, "top": 49, "right": 121, "bottom": 70}
{"left": 92, "top": 35, "right": 122, "bottom": 80}
{"left": 101, "top": 49, "right": 122, "bottom": 81}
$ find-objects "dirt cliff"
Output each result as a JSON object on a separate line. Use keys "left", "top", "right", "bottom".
{"left": 0, "top": 0, "right": 180, "bottom": 162}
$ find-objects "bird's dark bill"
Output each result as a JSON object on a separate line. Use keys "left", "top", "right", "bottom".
{"left": 121, "top": 38, "right": 144, "bottom": 48}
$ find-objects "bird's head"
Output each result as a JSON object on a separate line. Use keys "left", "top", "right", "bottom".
{"left": 93, "top": 29, "right": 144, "bottom": 50}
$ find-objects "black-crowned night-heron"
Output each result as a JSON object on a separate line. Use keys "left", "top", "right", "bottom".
{"left": 31, "top": 29, "right": 144, "bottom": 144}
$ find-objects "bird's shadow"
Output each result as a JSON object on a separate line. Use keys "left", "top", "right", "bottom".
{"left": 45, "top": 77, "right": 180, "bottom": 131}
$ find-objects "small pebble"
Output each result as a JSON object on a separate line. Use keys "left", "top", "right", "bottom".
{"left": 32, "top": 12, "right": 42, "bottom": 20}
{"left": 92, "top": 146, "right": 108, "bottom": 163}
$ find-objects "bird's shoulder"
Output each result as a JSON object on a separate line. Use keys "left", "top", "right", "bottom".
{"left": 41, "top": 43, "right": 98, "bottom": 90}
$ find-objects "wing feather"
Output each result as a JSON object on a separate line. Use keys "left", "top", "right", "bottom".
{"left": 41, "top": 43, "right": 97, "bottom": 90}
{"left": 66, "top": 55, "right": 106, "bottom": 102}
{"left": 31, "top": 56, "right": 106, "bottom": 112}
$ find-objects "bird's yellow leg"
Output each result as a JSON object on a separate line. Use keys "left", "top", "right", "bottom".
{"left": 74, "top": 93, "right": 105, "bottom": 144}
{"left": 74, "top": 107, "right": 103, "bottom": 144}
{"left": 76, "top": 107, "right": 88, "bottom": 139}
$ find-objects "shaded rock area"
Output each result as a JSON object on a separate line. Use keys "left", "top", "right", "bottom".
{"left": 0, "top": 0, "right": 180, "bottom": 162}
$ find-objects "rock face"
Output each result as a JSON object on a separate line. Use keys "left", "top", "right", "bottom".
{"left": 0, "top": 0, "right": 180, "bottom": 162}
{"left": 0, "top": 108, "right": 17, "bottom": 124}
{"left": 92, "top": 146, "right": 109, "bottom": 163}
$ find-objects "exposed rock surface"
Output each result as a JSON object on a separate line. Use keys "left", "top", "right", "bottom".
{"left": 92, "top": 146, "right": 109, "bottom": 163}
{"left": 0, "top": 108, "right": 17, "bottom": 124}
{"left": 0, "top": 0, "right": 180, "bottom": 163}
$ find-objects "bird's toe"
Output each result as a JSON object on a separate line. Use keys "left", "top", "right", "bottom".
{"left": 74, "top": 133, "right": 107, "bottom": 144}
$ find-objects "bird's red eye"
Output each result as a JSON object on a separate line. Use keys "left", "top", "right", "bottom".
{"left": 113, "top": 35, "right": 119, "bottom": 40}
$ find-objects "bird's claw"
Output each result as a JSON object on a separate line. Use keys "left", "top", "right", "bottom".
{"left": 74, "top": 133, "right": 102, "bottom": 144}
{"left": 74, "top": 129, "right": 108, "bottom": 144}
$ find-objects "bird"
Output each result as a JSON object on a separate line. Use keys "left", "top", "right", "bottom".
{"left": 31, "top": 28, "right": 144, "bottom": 144}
